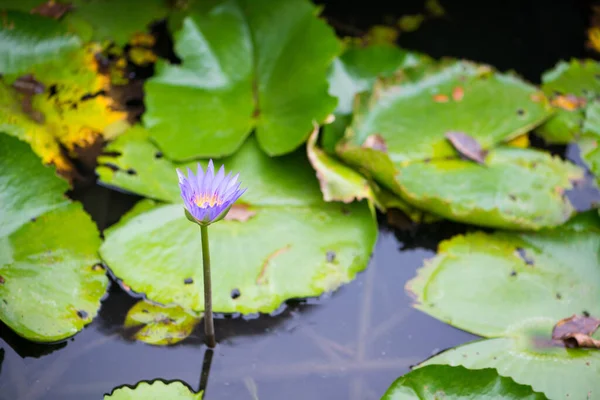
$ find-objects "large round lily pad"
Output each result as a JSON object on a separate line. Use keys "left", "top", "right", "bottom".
{"left": 105, "top": 381, "right": 202, "bottom": 399}
{"left": 381, "top": 365, "right": 547, "bottom": 400}
{"left": 407, "top": 212, "right": 600, "bottom": 399}
{"left": 0, "top": 134, "right": 108, "bottom": 342}
{"left": 143, "top": 0, "right": 340, "bottom": 159}
{"left": 98, "top": 130, "right": 377, "bottom": 314}
{"left": 396, "top": 147, "right": 582, "bottom": 230}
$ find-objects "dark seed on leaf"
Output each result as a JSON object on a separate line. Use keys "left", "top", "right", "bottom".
{"left": 341, "top": 207, "right": 351, "bottom": 215}
{"left": 556, "top": 293, "right": 562, "bottom": 299}
{"left": 509, "top": 194, "right": 517, "bottom": 201}
{"left": 516, "top": 108, "right": 525, "bottom": 116}
{"left": 30, "top": 217, "right": 36, "bottom": 222}
{"left": 126, "top": 168, "right": 137, "bottom": 175}
{"left": 142, "top": 309, "right": 149, "bottom": 313}
{"left": 510, "top": 270, "right": 517, "bottom": 277}
{"left": 326, "top": 251, "right": 336, "bottom": 262}
{"left": 2, "top": 299, "right": 7, "bottom": 305}
{"left": 515, "top": 247, "right": 534, "bottom": 266}
{"left": 184, "top": 278, "right": 193, "bottom": 284}
{"left": 48, "top": 84, "right": 58, "bottom": 97}
{"left": 77, "top": 310, "right": 88, "bottom": 319}
{"left": 584, "top": 310, "right": 591, "bottom": 317}
{"left": 155, "top": 151, "right": 163, "bottom": 159}
{"left": 231, "top": 288, "right": 241, "bottom": 299}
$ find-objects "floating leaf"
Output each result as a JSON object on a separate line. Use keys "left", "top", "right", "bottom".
{"left": 537, "top": 59, "right": 600, "bottom": 143}
{"left": 0, "top": 43, "right": 128, "bottom": 173}
{"left": 408, "top": 212, "right": 600, "bottom": 399}
{"left": 144, "top": 0, "right": 341, "bottom": 159}
{"left": 382, "top": 365, "right": 547, "bottom": 400}
{"left": 99, "top": 131, "right": 377, "bottom": 315}
{"left": 124, "top": 300, "right": 201, "bottom": 346}
{"left": 0, "top": 134, "right": 108, "bottom": 342}
{"left": 0, "top": 10, "right": 80, "bottom": 75}
{"left": 105, "top": 381, "right": 202, "bottom": 399}
{"left": 342, "top": 60, "right": 552, "bottom": 164}
{"left": 396, "top": 147, "right": 582, "bottom": 230}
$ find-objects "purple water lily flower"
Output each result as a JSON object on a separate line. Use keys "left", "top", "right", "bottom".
{"left": 177, "top": 160, "right": 246, "bottom": 226}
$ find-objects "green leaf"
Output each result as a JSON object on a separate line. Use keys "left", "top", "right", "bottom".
{"left": 99, "top": 133, "right": 377, "bottom": 314}
{"left": 421, "top": 323, "right": 600, "bottom": 400}
{"left": 406, "top": 212, "right": 600, "bottom": 337}
{"left": 105, "top": 381, "right": 202, "bottom": 399}
{"left": 396, "top": 147, "right": 582, "bottom": 230}
{"left": 66, "top": 0, "right": 170, "bottom": 45}
{"left": 0, "top": 134, "right": 107, "bottom": 342}
{"left": 124, "top": 300, "right": 201, "bottom": 346}
{"left": 382, "top": 365, "right": 547, "bottom": 400}
{"left": 537, "top": 59, "right": 600, "bottom": 144}
{"left": 144, "top": 0, "right": 341, "bottom": 159}
{"left": 408, "top": 213, "right": 600, "bottom": 399}
{"left": 0, "top": 133, "right": 69, "bottom": 237}
{"left": 344, "top": 60, "right": 553, "bottom": 163}
{"left": 327, "top": 43, "right": 429, "bottom": 115}
{"left": 0, "top": 10, "right": 81, "bottom": 75}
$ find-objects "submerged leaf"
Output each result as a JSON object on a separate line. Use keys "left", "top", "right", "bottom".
{"left": 105, "top": 381, "right": 202, "bottom": 399}
{"left": 144, "top": 0, "right": 340, "bottom": 159}
{"left": 0, "top": 134, "right": 107, "bottom": 341}
{"left": 382, "top": 365, "right": 546, "bottom": 400}
{"left": 124, "top": 300, "right": 201, "bottom": 346}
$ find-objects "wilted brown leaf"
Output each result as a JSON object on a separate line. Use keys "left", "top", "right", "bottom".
{"left": 552, "top": 314, "right": 600, "bottom": 349}
{"left": 445, "top": 131, "right": 488, "bottom": 164}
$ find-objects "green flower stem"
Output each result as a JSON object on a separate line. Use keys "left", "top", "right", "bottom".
{"left": 200, "top": 224, "right": 216, "bottom": 348}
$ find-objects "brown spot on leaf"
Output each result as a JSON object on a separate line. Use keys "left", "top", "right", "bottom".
{"left": 0, "top": 275, "right": 4, "bottom": 284}
{"left": 552, "top": 314, "right": 600, "bottom": 348}
{"left": 433, "top": 94, "right": 449, "bottom": 103}
{"left": 530, "top": 92, "right": 544, "bottom": 103}
{"left": 452, "top": 86, "right": 464, "bottom": 101}
{"left": 445, "top": 131, "right": 487, "bottom": 164}
{"left": 362, "top": 134, "right": 387, "bottom": 152}
{"left": 224, "top": 204, "right": 256, "bottom": 222}
{"left": 31, "top": 1, "right": 73, "bottom": 19}
{"left": 257, "top": 245, "right": 292, "bottom": 285}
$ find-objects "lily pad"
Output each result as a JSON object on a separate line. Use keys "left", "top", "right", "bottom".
{"left": 342, "top": 60, "right": 553, "bottom": 164}
{"left": 143, "top": 0, "right": 341, "bottom": 159}
{"left": 98, "top": 131, "right": 377, "bottom": 314}
{"left": 0, "top": 43, "right": 128, "bottom": 172}
{"left": 0, "top": 134, "right": 108, "bottom": 342}
{"left": 381, "top": 365, "right": 547, "bottom": 400}
{"left": 124, "top": 300, "right": 201, "bottom": 346}
{"left": 421, "top": 323, "right": 600, "bottom": 400}
{"left": 105, "top": 381, "right": 202, "bottom": 399}
{"left": 407, "top": 212, "right": 600, "bottom": 399}
{"left": 396, "top": 147, "right": 582, "bottom": 230}
{"left": 537, "top": 59, "right": 600, "bottom": 144}
{"left": 0, "top": 10, "right": 81, "bottom": 75}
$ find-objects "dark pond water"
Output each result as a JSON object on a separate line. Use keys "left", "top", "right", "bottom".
{"left": 1, "top": 1, "right": 599, "bottom": 399}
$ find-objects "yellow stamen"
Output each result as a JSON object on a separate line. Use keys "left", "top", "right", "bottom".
{"left": 194, "top": 193, "right": 223, "bottom": 208}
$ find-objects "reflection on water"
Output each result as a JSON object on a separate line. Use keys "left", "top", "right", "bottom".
{"left": 0, "top": 220, "right": 477, "bottom": 400}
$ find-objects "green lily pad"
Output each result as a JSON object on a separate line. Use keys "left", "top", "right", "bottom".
{"left": 396, "top": 147, "right": 582, "bottom": 230}
{"left": 537, "top": 59, "right": 600, "bottom": 144}
{"left": 328, "top": 43, "right": 428, "bottom": 115}
{"left": 343, "top": 60, "right": 553, "bottom": 164}
{"left": 382, "top": 365, "right": 547, "bottom": 400}
{"left": 420, "top": 322, "right": 600, "bottom": 400}
{"left": 143, "top": 0, "right": 341, "bottom": 160}
{"left": 124, "top": 300, "right": 201, "bottom": 346}
{"left": 98, "top": 131, "right": 377, "bottom": 314}
{"left": 105, "top": 381, "right": 202, "bottom": 399}
{"left": 0, "top": 10, "right": 81, "bottom": 75}
{"left": 407, "top": 213, "right": 600, "bottom": 399}
{"left": 0, "top": 134, "right": 108, "bottom": 342}
{"left": 406, "top": 212, "right": 600, "bottom": 337}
